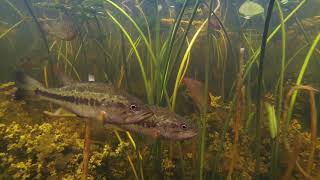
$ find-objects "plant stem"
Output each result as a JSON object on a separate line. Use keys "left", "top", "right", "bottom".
{"left": 307, "top": 91, "right": 317, "bottom": 174}
{"left": 171, "top": 19, "right": 208, "bottom": 110}
{"left": 164, "top": 0, "right": 201, "bottom": 97}
{"left": 285, "top": 33, "right": 320, "bottom": 129}
{"left": 161, "top": 0, "right": 190, "bottom": 100}
{"left": 82, "top": 119, "right": 91, "bottom": 180}
{"left": 271, "top": 1, "right": 286, "bottom": 179}
{"left": 106, "top": 11, "right": 151, "bottom": 103}
{"left": 0, "top": 18, "right": 25, "bottom": 40}
{"left": 254, "top": 0, "right": 276, "bottom": 177}
{"left": 242, "top": 0, "right": 306, "bottom": 81}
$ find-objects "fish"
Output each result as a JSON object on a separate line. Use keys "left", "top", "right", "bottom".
{"left": 38, "top": 15, "right": 77, "bottom": 41}
{"left": 182, "top": 77, "right": 210, "bottom": 111}
{"left": 14, "top": 71, "right": 154, "bottom": 124}
{"left": 16, "top": 51, "right": 49, "bottom": 71}
{"left": 107, "top": 106, "right": 197, "bottom": 140}
{"left": 182, "top": 77, "right": 222, "bottom": 111}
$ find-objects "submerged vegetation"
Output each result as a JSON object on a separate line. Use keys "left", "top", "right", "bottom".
{"left": 0, "top": 0, "right": 320, "bottom": 179}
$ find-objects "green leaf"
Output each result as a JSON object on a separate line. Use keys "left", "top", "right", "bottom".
{"left": 265, "top": 102, "right": 278, "bottom": 139}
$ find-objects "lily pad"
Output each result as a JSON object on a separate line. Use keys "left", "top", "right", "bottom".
{"left": 239, "top": 1, "right": 264, "bottom": 19}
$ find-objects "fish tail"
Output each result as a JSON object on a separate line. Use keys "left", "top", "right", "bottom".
{"left": 14, "top": 71, "right": 43, "bottom": 100}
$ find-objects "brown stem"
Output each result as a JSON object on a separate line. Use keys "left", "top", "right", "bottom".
{"left": 82, "top": 119, "right": 91, "bottom": 180}
{"left": 283, "top": 85, "right": 318, "bottom": 127}
{"left": 281, "top": 85, "right": 319, "bottom": 180}
{"left": 307, "top": 91, "right": 317, "bottom": 174}
{"left": 227, "top": 48, "right": 244, "bottom": 178}
{"left": 282, "top": 136, "right": 302, "bottom": 180}
{"left": 296, "top": 161, "right": 315, "bottom": 180}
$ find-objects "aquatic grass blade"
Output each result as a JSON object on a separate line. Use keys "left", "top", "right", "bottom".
{"left": 171, "top": 19, "right": 208, "bottom": 110}
{"left": 163, "top": 0, "right": 201, "bottom": 99}
{"left": 285, "top": 33, "right": 320, "bottom": 128}
{"left": 242, "top": 0, "right": 306, "bottom": 81}
{"left": 106, "top": 11, "right": 151, "bottom": 103}
{"left": 254, "top": 0, "right": 276, "bottom": 176}
{"left": 161, "top": 0, "right": 190, "bottom": 97}
{"left": 4, "top": 0, "right": 25, "bottom": 18}
{"left": 271, "top": 1, "right": 286, "bottom": 178}
{"left": 0, "top": 19, "right": 25, "bottom": 40}
{"left": 103, "top": 0, "right": 157, "bottom": 66}
{"left": 114, "top": 131, "right": 139, "bottom": 180}
{"left": 265, "top": 102, "right": 278, "bottom": 139}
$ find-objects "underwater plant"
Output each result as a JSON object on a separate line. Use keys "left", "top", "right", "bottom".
{"left": 1, "top": 0, "right": 320, "bottom": 179}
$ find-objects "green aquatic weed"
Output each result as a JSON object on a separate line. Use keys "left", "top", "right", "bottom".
{"left": 265, "top": 102, "right": 278, "bottom": 139}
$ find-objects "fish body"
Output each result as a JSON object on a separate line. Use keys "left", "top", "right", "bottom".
{"left": 108, "top": 106, "right": 197, "bottom": 140}
{"left": 15, "top": 71, "right": 153, "bottom": 124}
{"left": 39, "top": 16, "right": 77, "bottom": 41}
{"left": 16, "top": 51, "right": 49, "bottom": 71}
{"left": 182, "top": 77, "right": 209, "bottom": 111}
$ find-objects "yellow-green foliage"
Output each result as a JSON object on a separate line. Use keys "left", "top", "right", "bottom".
{"left": 0, "top": 120, "right": 138, "bottom": 179}
{"left": 0, "top": 83, "right": 319, "bottom": 179}
{"left": 285, "top": 119, "right": 320, "bottom": 179}
{"left": 0, "top": 86, "right": 137, "bottom": 179}
{"left": 0, "top": 121, "right": 82, "bottom": 179}
{"left": 204, "top": 111, "right": 320, "bottom": 179}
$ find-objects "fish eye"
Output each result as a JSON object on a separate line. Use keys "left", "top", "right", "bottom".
{"left": 181, "top": 123, "right": 187, "bottom": 130}
{"left": 130, "top": 104, "right": 137, "bottom": 111}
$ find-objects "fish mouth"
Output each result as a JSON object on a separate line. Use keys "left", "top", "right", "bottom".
{"left": 170, "top": 131, "right": 198, "bottom": 140}
{"left": 178, "top": 132, "right": 197, "bottom": 140}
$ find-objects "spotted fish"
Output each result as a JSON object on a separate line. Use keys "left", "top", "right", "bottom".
{"left": 107, "top": 106, "right": 197, "bottom": 140}
{"left": 14, "top": 71, "right": 153, "bottom": 124}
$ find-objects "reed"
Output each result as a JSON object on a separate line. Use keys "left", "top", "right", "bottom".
{"left": 242, "top": 0, "right": 306, "bottom": 81}
{"left": 227, "top": 48, "right": 245, "bottom": 179}
{"left": 81, "top": 119, "right": 91, "bottom": 180}
{"left": 171, "top": 19, "right": 208, "bottom": 110}
{"left": 160, "top": 0, "right": 190, "bottom": 102}
{"left": 103, "top": 1, "right": 204, "bottom": 179}
{"left": 282, "top": 135, "right": 302, "bottom": 180}
{"left": 307, "top": 90, "right": 317, "bottom": 174}
{"left": 254, "top": 0, "right": 276, "bottom": 177}
{"left": 103, "top": 0, "right": 157, "bottom": 69}
{"left": 4, "top": 0, "right": 25, "bottom": 18}
{"left": 3, "top": 0, "right": 319, "bottom": 178}
{"left": 114, "top": 131, "right": 139, "bottom": 180}
{"left": 285, "top": 33, "right": 320, "bottom": 129}
{"left": 271, "top": 0, "right": 286, "bottom": 178}
{"left": 282, "top": 85, "right": 319, "bottom": 180}
{"left": 106, "top": 11, "right": 150, "bottom": 102}
{"left": 0, "top": 19, "right": 25, "bottom": 40}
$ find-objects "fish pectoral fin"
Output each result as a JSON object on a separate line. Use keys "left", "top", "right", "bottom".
{"left": 43, "top": 108, "right": 77, "bottom": 118}
{"left": 98, "top": 111, "right": 123, "bottom": 124}
{"left": 151, "top": 131, "right": 160, "bottom": 139}
{"left": 97, "top": 111, "right": 107, "bottom": 122}
{"left": 56, "top": 107, "right": 74, "bottom": 115}
{"left": 103, "top": 123, "right": 124, "bottom": 132}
